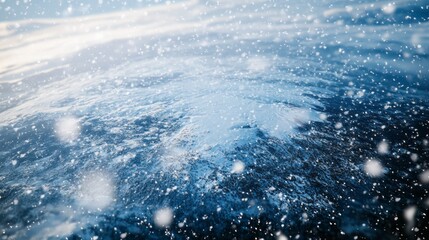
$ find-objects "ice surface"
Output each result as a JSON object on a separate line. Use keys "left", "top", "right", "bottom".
{"left": 0, "top": 0, "right": 428, "bottom": 239}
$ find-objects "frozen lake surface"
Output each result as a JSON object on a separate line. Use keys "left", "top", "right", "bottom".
{"left": 0, "top": 0, "right": 429, "bottom": 239}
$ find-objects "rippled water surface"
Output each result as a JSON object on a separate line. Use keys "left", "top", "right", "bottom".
{"left": 0, "top": 0, "right": 429, "bottom": 239}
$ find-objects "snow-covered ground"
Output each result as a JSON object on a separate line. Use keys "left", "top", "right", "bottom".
{"left": 0, "top": 0, "right": 428, "bottom": 239}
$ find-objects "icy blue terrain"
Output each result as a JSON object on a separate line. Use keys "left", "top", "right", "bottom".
{"left": 0, "top": 0, "right": 428, "bottom": 239}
